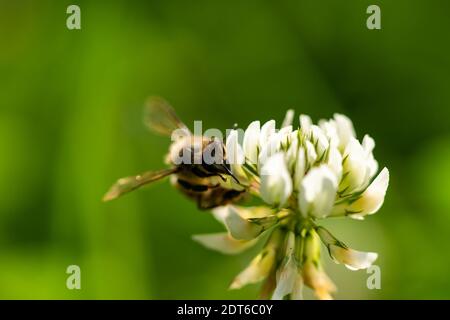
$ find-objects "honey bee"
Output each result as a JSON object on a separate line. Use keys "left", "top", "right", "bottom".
{"left": 103, "top": 97, "right": 246, "bottom": 209}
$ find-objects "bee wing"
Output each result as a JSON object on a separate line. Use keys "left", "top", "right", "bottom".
{"left": 103, "top": 167, "right": 178, "bottom": 202}
{"left": 144, "top": 96, "right": 191, "bottom": 137}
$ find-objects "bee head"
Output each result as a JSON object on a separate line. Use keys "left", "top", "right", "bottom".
{"left": 202, "top": 137, "right": 226, "bottom": 165}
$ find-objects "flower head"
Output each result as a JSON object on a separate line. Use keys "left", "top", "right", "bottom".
{"left": 194, "top": 109, "right": 389, "bottom": 299}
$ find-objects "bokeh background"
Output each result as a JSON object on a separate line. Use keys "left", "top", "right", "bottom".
{"left": 1, "top": 0, "right": 450, "bottom": 299}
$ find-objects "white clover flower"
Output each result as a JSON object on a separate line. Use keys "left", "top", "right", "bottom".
{"left": 331, "top": 167, "right": 389, "bottom": 220}
{"left": 299, "top": 165, "right": 338, "bottom": 219}
{"left": 260, "top": 153, "right": 293, "bottom": 207}
{"left": 349, "top": 167, "right": 389, "bottom": 216}
{"left": 299, "top": 114, "right": 312, "bottom": 133}
{"left": 229, "top": 228, "right": 283, "bottom": 290}
{"left": 310, "top": 125, "right": 329, "bottom": 158}
{"left": 222, "top": 205, "right": 279, "bottom": 240}
{"left": 293, "top": 146, "right": 306, "bottom": 189}
{"left": 290, "top": 273, "right": 305, "bottom": 300}
{"left": 302, "top": 229, "right": 336, "bottom": 300}
{"left": 226, "top": 129, "right": 244, "bottom": 164}
{"left": 339, "top": 137, "right": 372, "bottom": 195}
{"left": 243, "top": 121, "right": 260, "bottom": 165}
{"left": 327, "top": 145, "right": 343, "bottom": 180}
{"left": 333, "top": 113, "right": 356, "bottom": 150}
{"left": 226, "top": 129, "right": 246, "bottom": 180}
{"left": 316, "top": 226, "right": 378, "bottom": 270}
{"left": 259, "top": 120, "right": 276, "bottom": 152}
{"left": 285, "top": 134, "right": 299, "bottom": 172}
{"left": 258, "top": 131, "right": 281, "bottom": 166}
{"left": 304, "top": 140, "right": 317, "bottom": 167}
{"left": 282, "top": 109, "right": 295, "bottom": 128}
{"left": 229, "top": 248, "right": 277, "bottom": 289}
{"left": 362, "top": 134, "right": 379, "bottom": 177}
{"left": 318, "top": 118, "right": 339, "bottom": 148}
{"left": 271, "top": 231, "right": 298, "bottom": 300}
{"left": 192, "top": 206, "right": 261, "bottom": 254}
{"left": 329, "top": 246, "right": 378, "bottom": 271}
{"left": 192, "top": 233, "right": 258, "bottom": 255}
{"left": 194, "top": 109, "right": 389, "bottom": 300}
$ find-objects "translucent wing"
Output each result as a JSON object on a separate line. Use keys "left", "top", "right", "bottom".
{"left": 144, "top": 96, "right": 190, "bottom": 136}
{"left": 103, "top": 168, "right": 178, "bottom": 202}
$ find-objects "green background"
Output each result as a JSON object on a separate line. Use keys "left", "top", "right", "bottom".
{"left": 1, "top": 0, "right": 449, "bottom": 299}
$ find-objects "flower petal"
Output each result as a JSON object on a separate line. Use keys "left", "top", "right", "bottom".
{"left": 211, "top": 206, "right": 229, "bottom": 225}
{"left": 362, "top": 134, "right": 378, "bottom": 178}
{"left": 340, "top": 137, "right": 371, "bottom": 194}
{"left": 226, "top": 130, "right": 246, "bottom": 181}
{"left": 300, "top": 229, "right": 336, "bottom": 299}
{"left": 282, "top": 109, "right": 295, "bottom": 128}
{"left": 294, "top": 146, "right": 306, "bottom": 189}
{"left": 286, "top": 135, "right": 299, "bottom": 172}
{"left": 260, "top": 153, "right": 293, "bottom": 207}
{"left": 224, "top": 206, "right": 277, "bottom": 240}
{"left": 230, "top": 228, "right": 284, "bottom": 289}
{"left": 304, "top": 140, "right": 317, "bottom": 167}
{"left": 192, "top": 233, "right": 258, "bottom": 255}
{"left": 259, "top": 120, "right": 276, "bottom": 150}
{"left": 226, "top": 129, "right": 245, "bottom": 166}
{"left": 319, "top": 119, "right": 340, "bottom": 148}
{"left": 229, "top": 249, "right": 276, "bottom": 289}
{"left": 311, "top": 125, "right": 329, "bottom": 158}
{"left": 258, "top": 131, "right": 281, "bottom": 166}
{"left": 330, "top": 245, "right": 378, "bottom": 270}
{"left": 272, "top": 232, "right": 297, "bottom": 300}
{"left": 362, "top": 134, "right": 375, "bottom": 153}
{"left": 348, "top": 167, "right": 389, "bottom": 218}
{"left": 290, "top": 273, "right": 304, "bottom": 300}
{"left": 299, "top": 114, "right": 312, "bottom": 133}
{"left": 327, "top": 146, "right": 343, "bottom": 181}
{"left": 302, "top": 261, "right": 336, "bottom": 300}
{"left": 334, "top": 113, "right": 356, "bottom": 150}
{"left": 299, "top": 165, "right": 338, "bottom": 218}
{"left": 278, "top": 126, "right": 293, "bottom": 145}
{"left": 243, "top": 121, "right": 261, "bottom": 165}
{"left": 212, "top": 205, "right": 274, "bottom": 224}
{"left": 316, "top": 227, "right": 377, "bottom": 271}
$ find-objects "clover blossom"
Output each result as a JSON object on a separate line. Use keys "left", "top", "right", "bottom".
{"left": 193, "top": 111, "right": 389, "bottom": 300}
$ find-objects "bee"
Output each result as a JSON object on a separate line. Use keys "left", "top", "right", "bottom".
{"left": 103, "top": 97, "right": 247, "bottom": 209}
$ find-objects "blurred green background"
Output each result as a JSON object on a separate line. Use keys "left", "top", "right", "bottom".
{"left": 1, "top": 0, "right": 450, "bottom": 299}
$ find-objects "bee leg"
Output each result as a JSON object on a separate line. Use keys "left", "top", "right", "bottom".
{"left": 191, "top": 166, "right": 218, "bottom": 178}
{"left": 224, "top": 189, "right": 244, "bottom": 201}
{"left": 197, "top": 200, "right": 208, "bottom": 210}
{"left": 177, "top": 179, "right": 219, "bottom": 192}
{"left": 197, "top": 201, "right": 218, "bottom": 210}
{"left": 221, "top": 165, "right": 240, "bottom": 184}
{"left": 177, "top": 179, "right": 209, "bottom": 192}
